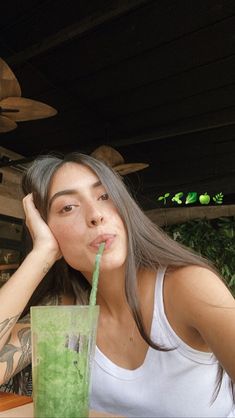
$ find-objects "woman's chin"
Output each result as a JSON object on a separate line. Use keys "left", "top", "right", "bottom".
{"left": 63, "top": 251, "right": 126, "bottom": 274}
{"left": 100, "top": 258, "right": 126, "bottom": 273}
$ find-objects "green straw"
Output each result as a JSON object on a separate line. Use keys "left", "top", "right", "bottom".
{"left": 89, "top": 242, "right": 105, "bottom": 306}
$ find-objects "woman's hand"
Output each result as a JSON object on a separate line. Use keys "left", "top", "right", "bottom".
{"left": 0, "top": 194, "right": 62, "bottom": 363}
{"left": 22, "top": 193, "right": 62, "bottom": 262}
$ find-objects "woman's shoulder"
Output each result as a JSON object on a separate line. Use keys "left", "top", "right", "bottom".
{"left": 164, "top": 265, "right": 235, "bottom": 353}
{"left": 165, "top": 264, "right": 234, "bottom": 320}
{"left": 166, "top": 264, "right": 223, "bottom": 290}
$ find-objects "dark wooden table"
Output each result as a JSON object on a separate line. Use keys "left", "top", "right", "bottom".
{"left": 0, "top": 391, "right": 122, "bottom": 417}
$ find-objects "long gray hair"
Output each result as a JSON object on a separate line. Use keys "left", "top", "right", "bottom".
{"left": 22, "top": 152, "right": 213, "bottom": 325}
{"left": 21, "top": 152, "right": 230, "bottom": 400}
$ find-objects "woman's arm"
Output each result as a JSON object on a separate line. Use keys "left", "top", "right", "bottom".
{"left": 168, "top": 265, "right": 235, "bottom": 382}
{"left": 0, "top": 194, "right": 61, "bottom": 355}
{"left": 0, "top": 290, "right": 74, "bottom": 386}
{"left": 0, "top": 317, "right": 31, "bottom": 385}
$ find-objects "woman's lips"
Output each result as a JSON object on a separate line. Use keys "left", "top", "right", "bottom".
{"left": 89, "top": 234, "right": 116, "bottom": 250}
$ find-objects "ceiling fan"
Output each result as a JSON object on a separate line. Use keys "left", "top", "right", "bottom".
{"left": 91, "top": 145, "right": 149, "bottom": 175}
{"left": 0, "top": 57, "right": 57, "bottom": 133}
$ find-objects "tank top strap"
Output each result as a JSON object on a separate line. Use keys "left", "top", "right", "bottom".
{"left": 152, "top": 266, "right": 218, "bottom": 364}
{"left": 150, "top": 266, "right": 169, "bottom": 345}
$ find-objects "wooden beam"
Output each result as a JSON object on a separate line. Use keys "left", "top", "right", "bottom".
{"left": 6, "top": 0, "right": 151, "bottom": 66}
{"left": 110, "top": 105, "right": 235, "bottom": 147}
{"left": 0, "top": 194, "right": 24, "bottom": 219}
{"left": 146, "top": 204, "right": 235, "bottom": 227}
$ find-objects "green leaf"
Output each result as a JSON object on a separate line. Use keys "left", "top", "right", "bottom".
{"left": 228, "top": 274, "right": 235, "bottom": 288}
{"left": 172, "top": 192, "right": 184, "bottom": 204}
{"left": 164, "top": 215, "right": 235, "bottom": 296}
{"left": 185, "top": 192, "right": 198, "bottom": 204}
{"left": 212, "top": 192, "right": 224, "bottom": 204}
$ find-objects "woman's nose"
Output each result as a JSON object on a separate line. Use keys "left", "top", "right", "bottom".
{"left": 87, "top": 208, "right": 104, "bottom": 227}
{"left": 90, "top": 214, "right": 104, "bottom": 226}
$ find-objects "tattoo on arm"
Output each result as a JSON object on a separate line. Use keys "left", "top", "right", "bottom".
{"left": 14, "top": 327, "right": 31, "bottom": 376}
{"left": 43, "top": 262, "right": 50, "bottom": 274}
{"left": 0, "top": 327, "right": 31, "bottom": 383}
{"left": 18, "top": 314, "right": 30, "bottom": 324}
{"left": 0, "top": 315, "right": 20, "bottom": 341}
{"left": 0, "top": 339, "right": 20, "bottom": 382}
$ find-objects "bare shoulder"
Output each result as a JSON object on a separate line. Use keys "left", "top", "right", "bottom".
{"left": 164, "top": 265, "right": 235, "bottom": 377}
{"left": 165, "top": 265, "right": 235, "bottom": 326}
{"left": 166, "top": 265, "right": 234, "bottom": 303}
{"left": 168, "top": 264, "right": 222, "bottom": 283}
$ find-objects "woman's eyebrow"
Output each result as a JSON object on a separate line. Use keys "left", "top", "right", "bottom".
{"left": 48, "top": 180, "right": 102, "bottom": 208}
{"left": 92, "top": 180, "right": 102, "bottom": 188}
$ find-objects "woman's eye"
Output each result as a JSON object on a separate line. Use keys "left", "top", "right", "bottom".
{"left": 60, "top": 204, "right": 76, "bottom": 213}
{"left": 99, "top": 193, "right": 109, "bottom": 201}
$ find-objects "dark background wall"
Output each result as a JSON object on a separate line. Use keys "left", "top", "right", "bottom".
{"left": 0, "top": 0, "right": 235, "bottom": 210}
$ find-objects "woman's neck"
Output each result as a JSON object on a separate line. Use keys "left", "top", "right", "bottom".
{"left": 95, "top": 265, "right": 131, "bottom": 320}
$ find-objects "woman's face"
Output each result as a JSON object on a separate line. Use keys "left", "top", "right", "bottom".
{"left": 47, "top": 162, "right": 128, "bottom": 276}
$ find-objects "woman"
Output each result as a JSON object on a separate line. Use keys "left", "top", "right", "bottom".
{"left": 0, "top": 152, "right": 234, "bottom": 417}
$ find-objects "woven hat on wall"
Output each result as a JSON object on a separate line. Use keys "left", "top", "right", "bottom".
{"left": 0, "top": 57, "right": 57, "bottom": 133}
{"left": 91, "top": 145, "right": 149, "bottom": 175}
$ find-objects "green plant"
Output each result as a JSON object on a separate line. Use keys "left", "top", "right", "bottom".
{"left": 185, "top": 192, "right": 198, "bottom": 205}
{"left": 213, "top": 192, "right": 223, "bottom": 204}
{"left": 172, "top": 192, "right": 184, "bottom": 204}
{"left": 156, "top": 191, "right": 224, "bottom": 206}
{"left": 164, "top": 216, "right": 235, "bottom": 296}
{"left": 157, "top": 193, "right": 170, "bottom": 205}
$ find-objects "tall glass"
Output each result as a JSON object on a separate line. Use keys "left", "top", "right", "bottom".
{"left": 31, "top": 305, "right": 99, "bottom": 418}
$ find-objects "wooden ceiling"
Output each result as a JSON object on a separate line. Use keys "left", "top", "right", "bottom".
{"left": 0, "top": 0, "right": 235, "bottom": 211}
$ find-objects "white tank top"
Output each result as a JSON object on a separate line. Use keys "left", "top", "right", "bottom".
{"left": 90, "top": 267, "right": 235, "bottom": 417}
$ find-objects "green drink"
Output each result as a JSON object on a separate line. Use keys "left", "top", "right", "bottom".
{"left": 31, "top": 305, "right": 99, "bottom": 418}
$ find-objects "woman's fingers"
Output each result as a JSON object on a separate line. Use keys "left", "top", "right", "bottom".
{"left": 22, "top": 194, "right": 62, "bottom": 260}
{"left": 22, "top": 193, "right": 39, "bottom": 233}
{"left": 23, "top": 194, "right": 45, "bottom": 239}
